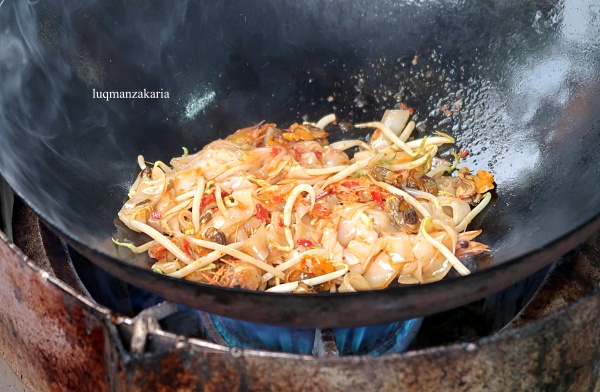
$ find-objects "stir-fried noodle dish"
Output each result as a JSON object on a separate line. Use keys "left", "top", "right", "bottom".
{"left": 116, "top": 109, "right": 494, "bottom": 293}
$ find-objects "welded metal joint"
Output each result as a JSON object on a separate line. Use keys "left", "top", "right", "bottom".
{"left": 129, "top": 301, "right": 178, "bottom": 355}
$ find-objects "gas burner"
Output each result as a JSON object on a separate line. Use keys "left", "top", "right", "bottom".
{"left": 2, "top": 192, "right": 600, "bottom": 390}
{"left": 119, "top": 302, "right": 421, "bottom": 358}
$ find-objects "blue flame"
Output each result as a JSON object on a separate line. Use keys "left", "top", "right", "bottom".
{"left": 209, "top": 314, "right": 316, "bottom": 354}
{"left": 334, "top": 318, "right": 422, "bottom": 355}
{"left": 207, "top": 314, "right": 422, "bottom": 356}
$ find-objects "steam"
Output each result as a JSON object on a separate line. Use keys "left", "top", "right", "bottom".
{"left": 0, "top": 0, "right": 196, "bottom": 237}
{"left": 0, "top": 32, "right": 28, "bottom": 102}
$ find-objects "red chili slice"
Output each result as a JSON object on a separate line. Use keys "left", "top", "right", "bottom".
{"left": 271, "top": 147, "right": 283, "bottom": 157}
{"left": 182, "top": 239, "right": 191, "bottom": 258}
{"left": 371, "top": 191, "right": 385, "bottom": 209}
{"left": 201, "top": 194, "right": 216, "bottom": 209}
{"left": 263, "top": 194, "right": 282, "bottom": 208}
{"left": 151, "top": 210, "right": 162, "bottom": 220}
{"left": 153, "top": 246, "right": 167, "bottom": 260}
{"left": 341, "top": 180, "right": 360, "bottom": 188}
{"left": 296, "top": 238, "right": 314, "bottom": 247}
{"left": 256, "top": 203, "right": 271, "bottom": 223}
{"left": 289, "top": 146, "right": 303, "bottom": 161}
{"left": 309, "top": 203, "right": 332, "bottom": 218}
{"left": 399, "top": 103, "right": 414, "bottom": 114}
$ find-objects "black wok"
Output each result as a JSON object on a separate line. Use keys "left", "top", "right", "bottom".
{"left": 1, "top": 0, "right": 600, "bottom": 328}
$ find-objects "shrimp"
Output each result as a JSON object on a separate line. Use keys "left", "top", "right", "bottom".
{"left": 455, "top": 230, "right": 489, "bottom": 258}
{"left": 209, "top": 261, "right": 263, "bottom": 290}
